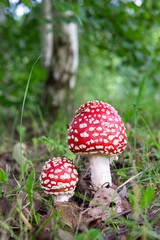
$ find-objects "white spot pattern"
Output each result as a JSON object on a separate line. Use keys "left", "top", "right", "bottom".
{"left": 95, "top": 146, "right": 103, "bottom": 149}
{"left": 108, "top": 135, "right": 115, "bottom": 140}
{"left": 97, "top": 127, "right": 102, "bottom": 131}
{"left": 92, "top": 133, "right": 99, "bottom": 137}
{"left": 79, "top": 144, "right": 86, "bottom": 149}
{"left": 54, "top": 169, "right": 62, "bottom": 173}
{"left": 44, "top": 179, "right": 50, "bottom": 184}
{"left": 75, "top": 146, "right": 80, "bottom": 150}
{"left": 89, "top": 127, "right": 95, "bottom": 131}
{"left": 79, "top": 123, "right": 87, "bottom": 128}
{"left": 42, "top": 172, "right": 47, "bottom": 178}
{"left": 67, "top": 100, "right": 127, "bottom": 155}
{"left": 80, "top": 132, "right": 89, "bottom": 138}
{"left": 93, "top": 120, "right": 100, "bottom": 124}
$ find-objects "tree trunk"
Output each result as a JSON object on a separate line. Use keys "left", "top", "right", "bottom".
{"left": 41, "top": 0, "right": 53, "bottom": 69}
{"left": 41, "top": 1, "right": 79, "bottom": 107}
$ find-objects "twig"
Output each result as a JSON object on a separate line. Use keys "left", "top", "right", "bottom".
{"left": 103, "top": 228, "right": 129, "bottom": 239}
{"left": 75, "top": 191, "right": 87, "bottom": 237}
{"left": 116, "top": 171, "right": 143, "bottom": 190}
{"left": 12, "top": 174, "right": 21, "bottom": 188}
{"left": 107, "top": 209, "right": 132, "bottom": 220}
{"left": 16, "top": 208, "right": 32, "bottom": 230}
{"left": 103, "top": 227, "right": 160, "bottom": 239}
{"left": 81, "top": 207, "right": 90, "bottom": 215}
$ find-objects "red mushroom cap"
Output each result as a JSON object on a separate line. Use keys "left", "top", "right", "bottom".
{"left": 67, "top": 101, "right": 127, "bottom": 155}
{"left": 40, "top": 157, "right": 78, "bottom": 195}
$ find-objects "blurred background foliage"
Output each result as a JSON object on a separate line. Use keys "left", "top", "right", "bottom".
{"left": 0, "top": 0, "right": 160, "bottom": 138}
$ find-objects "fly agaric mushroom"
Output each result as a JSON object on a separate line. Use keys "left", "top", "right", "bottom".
{"left": 40, "top": 157, "right": 78, "bottom": 202}
{"left": 67, "top": 101, "right": 127, "bottom": 189}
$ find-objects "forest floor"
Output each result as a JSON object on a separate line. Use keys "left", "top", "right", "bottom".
{"left": 1, "top": 121, "right": 160, "bottom": 240}
{"left": 1, "top": 137, "right": 160, "bottom": 240}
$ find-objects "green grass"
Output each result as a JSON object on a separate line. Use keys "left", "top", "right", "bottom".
{"left": 1, "top": 44, "right": 160, "bottom": 240}
{"left": 19, "top": 55, "right": 42, "bottom": 180}
{"left": 1, "top": 3, "right": 160, "bottom": 238}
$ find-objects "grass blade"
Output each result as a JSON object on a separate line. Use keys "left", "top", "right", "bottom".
{"left": 19, "top": 55, "right": 42, "bottom": 180}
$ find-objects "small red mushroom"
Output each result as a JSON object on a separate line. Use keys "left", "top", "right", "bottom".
{"left": 40, "top": 157, "right": 78, "bottom": 202}
{"left": 67, "top": 101, "right": 127, "bottom": 189}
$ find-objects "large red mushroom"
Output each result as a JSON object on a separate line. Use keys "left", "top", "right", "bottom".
{"left": 67, "top": 101, "right": 127, "bottom": 189}
{"left": 40, "top": 157, "right": 78, "bottom": 202}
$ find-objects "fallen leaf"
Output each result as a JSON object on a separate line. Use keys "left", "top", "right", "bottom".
{"left": 87, "top": 187, "right": 130, "bottom": 222}
{"left": 55, "top": 202, "right": 82, "bottom": 229}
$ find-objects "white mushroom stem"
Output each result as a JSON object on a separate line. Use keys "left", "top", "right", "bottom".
{"left": 89, "top": 154, "right": 118, "bottom": 190}
{"left": 54, "top": 193, "right": 73, "bottom": 203}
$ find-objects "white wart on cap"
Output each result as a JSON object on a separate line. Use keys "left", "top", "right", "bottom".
{"left": 67, "top": 100, "right": 127, "bottom": 154}
{"left": 67, "top": 101, "right": 127, "bottom": 189}
{"left": 40, "top": 157, "right": 78, "bottom": 202}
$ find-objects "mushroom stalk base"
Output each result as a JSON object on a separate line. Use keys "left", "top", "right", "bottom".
{"left": 54, "top": 194, "right": 71, "bottom": 203}
{"left": 89, "top": 154, "right": 113, "bottom": 190}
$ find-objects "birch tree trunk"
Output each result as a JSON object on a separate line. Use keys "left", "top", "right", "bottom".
{"left": 41, "top": 0, "right": 53, "bottom": 69}
{"left": 42, "top": 0, "right": 79, "bottom": 107}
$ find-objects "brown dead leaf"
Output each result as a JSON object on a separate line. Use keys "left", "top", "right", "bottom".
{"left": 32, "top": 225, "right": 54, "bottom": 240}
{"left": 55, "top": 202, "right": 82, "bottom": 229}
{"left": 57, "top": 229, "right": 74, "bottom": 240}
{"left": 118, "top": 186, "right": 128, "bottom": 199}
{"left": 86, "top": 187, "right": 130, "bottom": 223}
{"left": 148, "top": 200, "right": 160, "bottom": 228}
{"left": 0, "top": 197, "right": 13, "bottom": 218}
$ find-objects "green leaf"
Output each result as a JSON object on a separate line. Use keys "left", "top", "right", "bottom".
{"left": 54, "top": 0, "right": 74, "bottom": 12}
{"left": 141, "top": 188, "right": 155, "bottom": 210}
{"left": 75, "top": 228, "right": 103, "bottom": 240}
{"left": 88, "top": 229, "right": 104, "bottom": 240}
{"left": 117, "top": 169, "right": 127, "bottom": 177}
{"left": 134, "top": 50, "right": 144, "bottom": 61}
{"left": 0, "top": 168, "right": 8, "bottom": 183}
{"left": 0, "top": 168, "right": 10, "bottom": 193}
{"left": 21, "top": 0, "right": 32, "bottom": 8}
{"left": 126, "top": 2, "right": 140, "bottom": 12}
{"left": 128, "top": 192, "right": 135, "bottom": 208}
{"left": 0, "top": 0, "right": 9, "bottom": 7}
{"left": 39, "top": 136, "right": 76, "bottom": 162}
{"left": 26, "top": 170, "right": 39, "bottom": 224}
{"left": 26, "top": 170, "right": 35, "bottom": 205}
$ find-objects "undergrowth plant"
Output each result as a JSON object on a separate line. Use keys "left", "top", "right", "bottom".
{"left": 0, "top": 24, "right": 160, "bottom": 239}
{"left": 39, "top": 136, "right": 75, "bottom": 162}
{"left": 0, "top": 168, "right": 10, "bottom": 197}
{"left": 19, "top": 55, "right": 42, "bottom": 180}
